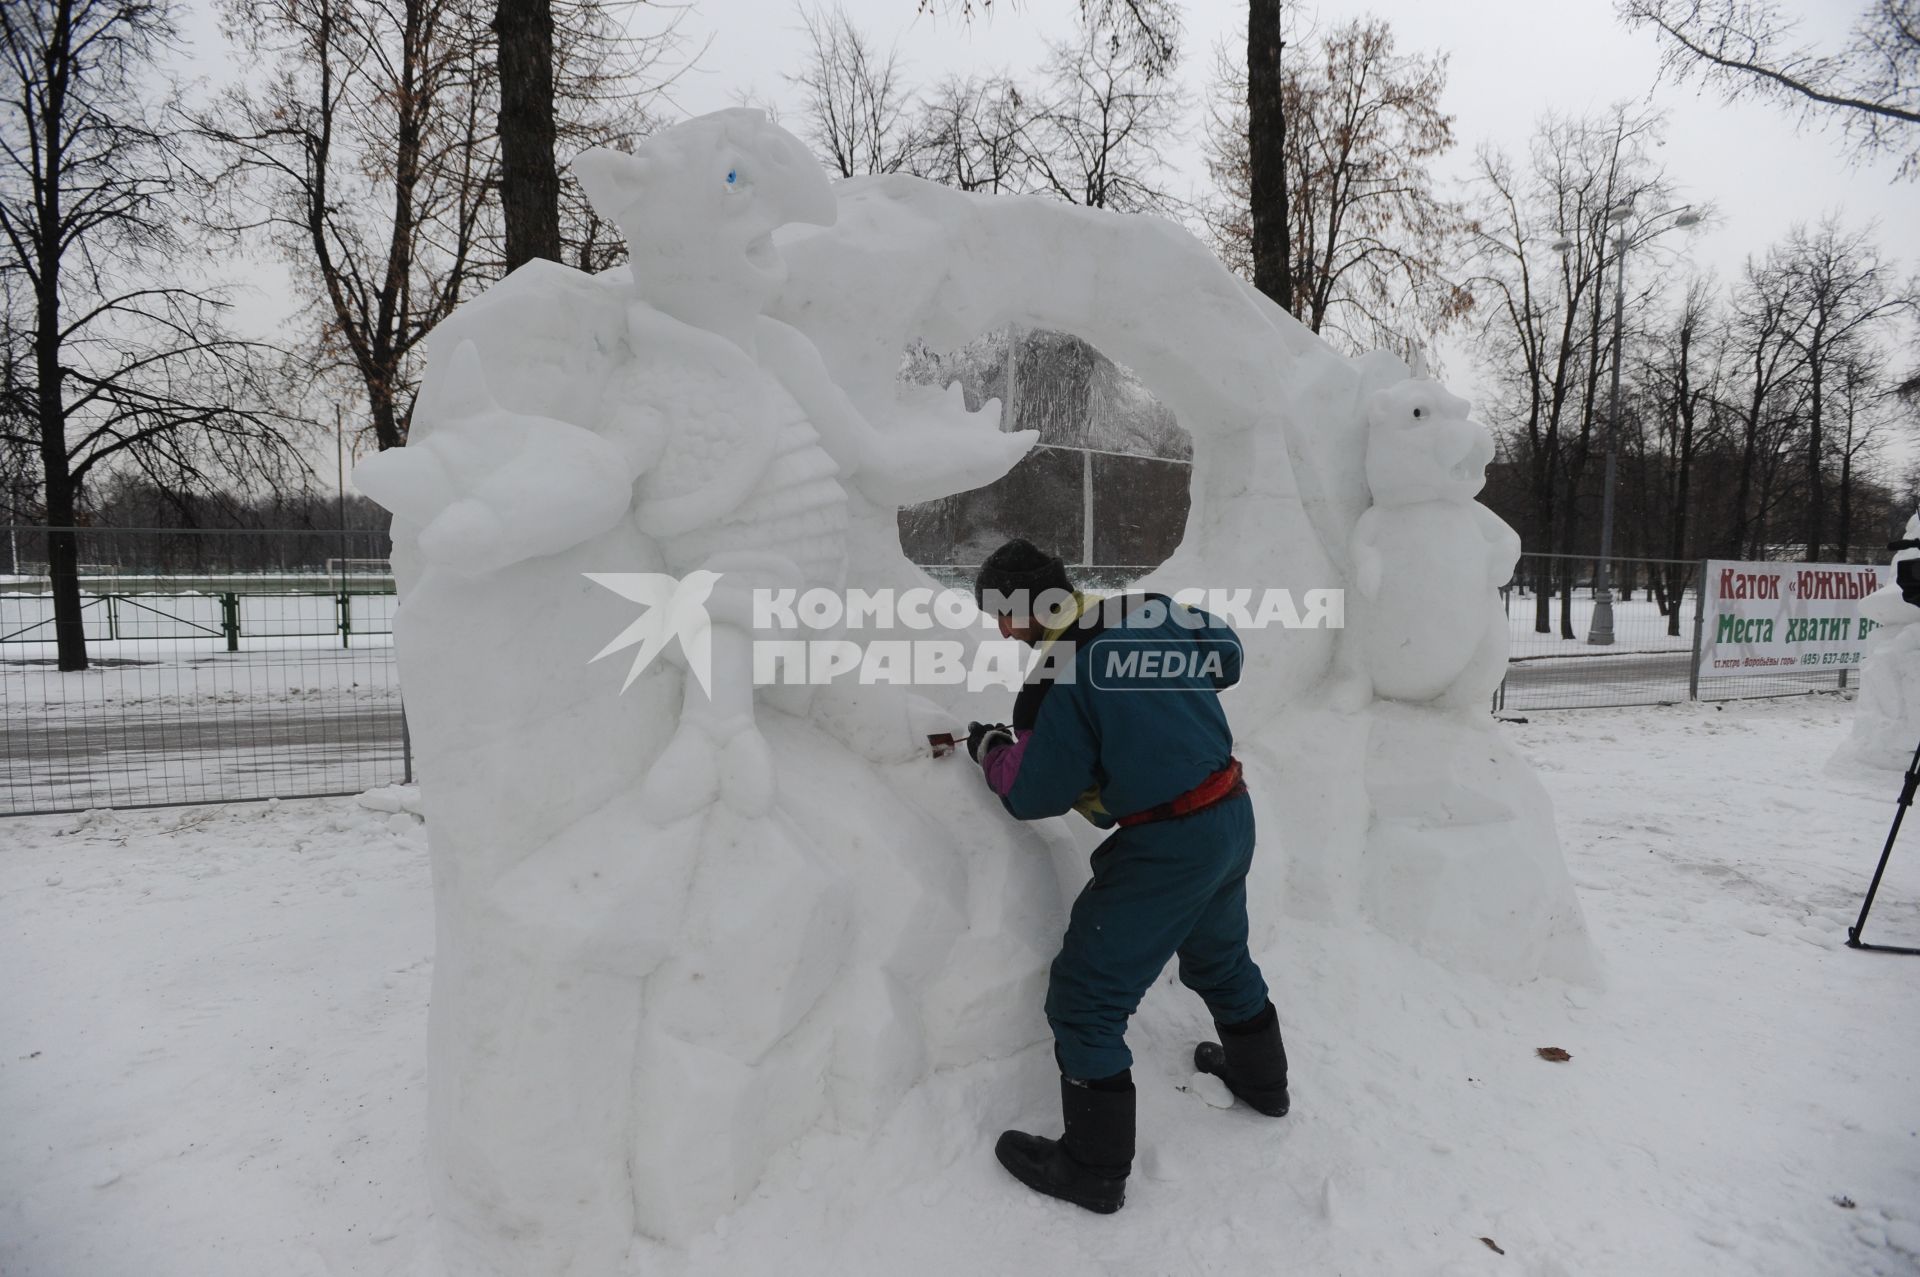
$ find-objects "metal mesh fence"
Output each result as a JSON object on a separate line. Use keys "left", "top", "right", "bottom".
{"left": 3, "top": 527, "right": 407, "bottom": 815}
{"left": 2, "top": 531, "right": 1869, "bottom": 814}
{"left": 1499, "top": 552, "right": 1854, "bottom": 711}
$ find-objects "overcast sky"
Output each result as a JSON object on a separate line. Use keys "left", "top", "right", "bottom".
{"left": 654, "top": 0, "right": 1915, "bottom": 390}
{"left": 662, "top": 0, "right": 1914, "bottom": 270}
{"left": 175, "top": 0, "right": 1914, "bottom": 459}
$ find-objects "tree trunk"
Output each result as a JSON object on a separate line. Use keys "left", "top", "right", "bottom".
{"left": 495, "top": 0, "right": 560, "bottom": 271}
{"left": 36, "top": 0, "right": 86, "bottom": 671}
{"left": 1247, "top": 0, "right": 1291, "bottom": 311}
{"left": 1804, "top": 320, "right": 1825, "bottom": 562}
{"left": 1665, "top": 323, "right": 1697, "bottom": 635}
{"left": 37, "top": 351, "right": 87, "bottom": 672}
{"left": 1729, "top": 383, "right": 1763, "bottom": 559}
{"left": 1554, "top": 495, "right": 1579, "bottom": 640}
{"left": 1838, "top": 388, "right": 1856, "bottom": 560}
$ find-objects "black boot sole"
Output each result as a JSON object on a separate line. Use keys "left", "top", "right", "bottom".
{"left": 995, "top": 1132, "right": 1126, "bottom": 1214}
{"left": 1194, "top": 1041, "right": 1291, "bottom": 1117}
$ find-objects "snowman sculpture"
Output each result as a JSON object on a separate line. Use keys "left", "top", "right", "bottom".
{"left": 1340, "top": 357, "right": 1520, "bottom": 712}
{"left": 1842, "top": 513, "right": 1920, "bottom": 770}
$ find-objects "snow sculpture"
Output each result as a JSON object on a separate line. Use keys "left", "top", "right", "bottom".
{"left": 1841, "top": 515, "right": 1920, "bottom": 770}
{"left": 772, "top": 178, "right": 1590, "bottom": 983}
{"left": 359, "top": 109, "right": 1593, "bottom": 1276}
{"left": 360, "top": 111, "right": 1048, "bottom": 1274}
{"left": 1339, "top": 358, "right": 1521, "bottom": 711}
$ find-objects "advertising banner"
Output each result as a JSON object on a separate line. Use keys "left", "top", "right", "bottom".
{"left": 1698, "top": 560, "right": 1885, "bottom": 678}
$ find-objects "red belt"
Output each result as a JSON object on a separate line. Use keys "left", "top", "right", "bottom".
{"left": 1118, "top": 758, "right": 1245, "bottom": 828}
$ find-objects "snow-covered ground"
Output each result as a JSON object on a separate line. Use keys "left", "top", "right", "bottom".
{"left": 3, "top": 696, "right": 1918, "bottom": 1276}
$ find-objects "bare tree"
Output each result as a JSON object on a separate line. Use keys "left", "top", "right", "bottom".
{"left": 1776, "top": 216, "right": 1912, "bottom": 558}
{"left": 2, "top": 0, "right": 306, "bottom": 670}
{"left": 202, "top": 0, "right": 676, "bottom": 451}
{"left": 550, "top": 1, "right": 692, "bottom": 272}
{"left": 1832, "top": 345, "right": 1897, "bottom": 555}
{"left": 914, "top": 0, "right": 1182, "bottom": 78}
{"left": 1013, "top": 23, "right": 1184, "bottom": 212}
{"left": 914, "top": 73, "right": 1030, "bottom": 193}
{"left": 1723, "top": 245, "right": 1809, "bottom": 557}
{"left": 1620, "top": 0, "right": 1920, "bottom": 179}
{"left": 1464, "top": 107, "right": 1681, "bottom": 635}
{"left": 1638, "top": 275, "right": 1724, "bottom": 629}
{"left": 790, "top": 4, "right": 925, "bottom": 177}
{"left": 1205, "top": 16, "right": 1470, "bottom": 353}
{"left": 203, "top": 0, "right": 498, "bottom": 453}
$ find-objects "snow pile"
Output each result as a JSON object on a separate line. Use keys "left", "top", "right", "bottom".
{"left": 354, "top": 108, "right": 1589, "bottom": 1273}
{"left": 1840, "top": 513, "right": 1920, "bottom": 771}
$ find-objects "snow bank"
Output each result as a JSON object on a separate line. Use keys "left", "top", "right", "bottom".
{"left": 354, "top": 109, "right": 1592, "bottom": 1273}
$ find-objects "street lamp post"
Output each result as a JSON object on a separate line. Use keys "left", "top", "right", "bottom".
{"left": 1581, "top": 201, "right": 1700, "bottom": 646}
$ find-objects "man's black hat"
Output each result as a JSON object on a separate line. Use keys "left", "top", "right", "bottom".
{"left": 974, "top": 538, "right": 1073, "bottom": 613}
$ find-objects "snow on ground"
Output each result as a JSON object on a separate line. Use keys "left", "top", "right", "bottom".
{"left": 3, "top": 698, "right": 1918, "bottom": 1276}
{"left": 3, "top": 637, "right": 397, "bottom": 718}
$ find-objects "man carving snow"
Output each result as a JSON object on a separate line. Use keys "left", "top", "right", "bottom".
{"left": 966, "top": 538, "right": 1290, "bottom": 1214}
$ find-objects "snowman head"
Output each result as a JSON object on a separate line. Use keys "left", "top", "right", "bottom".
{"left": 1362, "top": 372, "right": 1494, "bottom": 507}
{"left": 572, "top": 110, "right": 835, "bottom": 324}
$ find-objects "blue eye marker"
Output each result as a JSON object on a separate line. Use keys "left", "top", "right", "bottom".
{"left": 727, "top": 168, "right": 737, "bottom": 185}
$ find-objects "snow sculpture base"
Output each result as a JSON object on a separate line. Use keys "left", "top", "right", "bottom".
{"left": 421, "top": 708, "right": 1064, "bottom": 1271}
{"left": 1358, "top": 704, "right": 1595, "bottom": 983}
{"left": 1251, "top": 703, "right": 1595, "bottom": 986}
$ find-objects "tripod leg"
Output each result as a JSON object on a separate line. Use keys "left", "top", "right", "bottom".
{"left": 1849, "top": 736, "right": 1920, "bottom": 949}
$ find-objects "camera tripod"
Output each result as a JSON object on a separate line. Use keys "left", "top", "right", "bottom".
{"left": 1847, "top": 734, "right": 1920, "bottom": 956}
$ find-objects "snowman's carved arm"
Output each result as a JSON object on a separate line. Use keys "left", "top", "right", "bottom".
{"left": 1352, "top": 509, "right": 1385, "bottom": 600}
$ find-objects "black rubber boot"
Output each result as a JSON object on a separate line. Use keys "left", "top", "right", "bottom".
{"left": 1194, "top": 1000, "right": 1290, "bottom": 1116}
{"left": 994, "top": 1072, "right": 1135, "bottom": 1214}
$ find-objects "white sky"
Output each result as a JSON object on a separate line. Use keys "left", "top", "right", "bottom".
{"left": 660, "top": 0, "right": 1916, "bottom": 391}
{"left": 665, "top": 0, "right": 1915, "bottom": 267}
{"left": 172, "top": 0, "right": 1916, "bottom": 467}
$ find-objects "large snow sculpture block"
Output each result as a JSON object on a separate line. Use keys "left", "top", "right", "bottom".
{"left": 1842, "top": 515, "right": 1920, "bottom": 771}
{"left": 1361, "top": 705, "right": 1595, "bottom": 984}
{"left": 361, "top": 106, "right": 1593, "bottom": 1276}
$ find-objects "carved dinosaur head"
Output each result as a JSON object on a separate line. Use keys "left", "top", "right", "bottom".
{"left": 573, "top": 110, "right": 835, "bottom": 325}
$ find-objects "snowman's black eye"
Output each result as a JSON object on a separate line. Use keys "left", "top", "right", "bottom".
{"left": 1413, "top": 408, "right": 1424, "bottom": 419}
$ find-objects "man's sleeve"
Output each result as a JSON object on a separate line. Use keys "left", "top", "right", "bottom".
{"left": 982, "top": 676, "right": 1101, "bottom": 820}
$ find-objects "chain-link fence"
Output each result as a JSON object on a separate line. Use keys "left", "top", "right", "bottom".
{"left": 2, "top": 531, "right": 1870, "bottom": 814}
{"left": 1498, "top": 552, "right": 1854, "bottom": 711}
{"left": 2, "top": 527, "right": 407, "bottom": 815}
